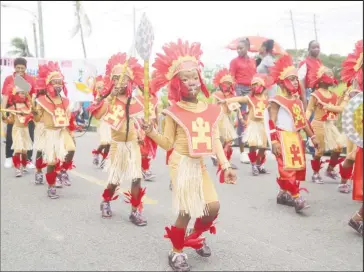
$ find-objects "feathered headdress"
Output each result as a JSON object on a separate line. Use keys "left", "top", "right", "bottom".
{"left": 38, "top": 61, "right": 68, "bottom": 97}
{"left": 307, "top": 61, "right": 337, "bottom": 88}
{"left": 104, "top": 52, "right": 143, "bottom": 97}
{"left": 213, "top": 68, "right": 235, "bottom": 95}
{"left": 250, "top": 73, "right": 273, "bottom": 94}
{"left": 269, "top": 55, "right": 299, "bottom": 94}
{"left": 341, "top": 40, "right": 363, "bottom": 90}
{"left": 151, "top": 39, "right": 209, "bottom": 102}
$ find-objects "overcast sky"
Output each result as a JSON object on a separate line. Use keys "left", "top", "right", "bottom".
{"left": 1, "top": 1, "right": 363, "bottom": 68}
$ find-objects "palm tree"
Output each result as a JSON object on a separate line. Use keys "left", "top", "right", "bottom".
{"left": 7, "top": 37, "right": 33, "bottom": 57}
{"left": 70, "top": 1, "right": 92, "bottom": 59}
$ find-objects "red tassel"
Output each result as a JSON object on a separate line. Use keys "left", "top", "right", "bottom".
{"left": 141, "top": 157, "right": 150, "bottom": 171}
{"left": 340, "top": 164, "right": 353, "bottom": 180}
{"left": 45, "top": 171, "right": 57, "bottom": 186}
{"left": 223, "top": 144, "right": 233, "bottom": 161}
{"left": 92, "top": 149, "right": 100, "bottom": 155}
{"left": 123, "top": 187, "right": 146, "bottom": 209}
{"left": 102, "top": 188, "right": 119, "bottom": 202}
{"left": 35, "top": 157, "right": 47, "bottom": 169}
{"left": 164, "top": 226, "right": 187, "bottom": 251}
{"left": 62, "top": 161, "right": 75, "bottom": 171}
{"left": 193, "top": 214, "right": 218, "bottom": 236}
{"left": 184, "top": 231, "right": 205, "bottom": 249}
{"left": 100, "top": 152, "right": 108, "bottom": 160}
{"left": 216, "top": 165, "right": 225, "bottom": 183}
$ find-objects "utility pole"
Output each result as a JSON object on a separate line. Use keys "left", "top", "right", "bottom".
{"left": 132, "top": 6, "right": 136, "bottom": 57}
{"left": 32, "top": 22, "right": 39, "bottom": 57}
{"left": 314, "top": 14, "right": 318, "bottom": 41}
{"left": 290, "top": 10, "right": 298, "bottom": 65}
{"left": 37, "top": 1, "right": 45, "bottom": 58}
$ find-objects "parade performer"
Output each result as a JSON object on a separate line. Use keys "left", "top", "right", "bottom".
{"left": 32, "top": 62, "right": 76, "bottom": 199}
{"left": 87, "top": 52, "right": 148, "bottom": 226}
{"left": 222, "top": 73, "right": 270, "bottom": 176}
{"left": 91, "top": 75, "right": 111, "bottom": 169}
{"left": 305, "top": 62, "right": 346, "bottom": 184}
{"left": 141, "top": 39, "right": 237, "bottom": 271}
{"left": 3, "top": 84, "right": 33, "bottom": 177}
{"left": 135, "top": 73, "right": 159, "bottom": 181}
{"left": 210, "top": 68, "right": 239, "bottom": 170}
{"left": 267, "top": 55, "right": 318, "bottom": 213}
{"left": 337, "top": 40, "right": 363, "bottom": 194}
{"left": 33, "top": 76, "right": 48, "bottom": 184}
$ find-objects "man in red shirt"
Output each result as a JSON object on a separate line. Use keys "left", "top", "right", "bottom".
{"left": 229, "top": 38, "right": 256, "bottom": 164}
{"left": 1, "top": 57, "right": 36, "bottom": 169}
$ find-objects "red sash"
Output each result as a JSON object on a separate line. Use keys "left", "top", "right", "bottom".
{"left": 270, "top": 95, "right": 306, "bottom": 131}
{"left": 311, "top": 90, "right": 338, "bottom": 121}
{"left": 103, "top": 97, "right": 143, "bottom": 130}
{"left": 247, "top": 96, "right": 268, "bottom": 119}
{"left": 163, "top": 103, "right": 222, "bottom": 156}
{"left": 36, "top": 96, "right": 70, "bottom": 127}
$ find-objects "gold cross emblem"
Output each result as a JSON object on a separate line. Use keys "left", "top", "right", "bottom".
{"left": 54, "top": 107, "right": 67, "bottom": 126}
{"left": 104, "top": 105, "right": 125, "bottom": 127}
{"left": 192, "top": 117, "right": 211, "bottom": 150}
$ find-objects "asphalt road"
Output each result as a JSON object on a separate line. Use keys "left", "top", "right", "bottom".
{"left": 1, "top": 132, "right": 363, "bottom": 271}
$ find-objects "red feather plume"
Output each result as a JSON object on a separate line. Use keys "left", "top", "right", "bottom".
{"left": 341, "top": 40, "right": 363, "bottom": 89}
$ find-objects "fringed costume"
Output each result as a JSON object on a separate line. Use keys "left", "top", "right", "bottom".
{"left": 267, "top": 55, "right": 318, "bottom": 213}
{"left": 211, "top": 68, "right": 239, "bottom": 170}
{"left": 33, "top": 62, "right": 76, "bottom": 199}
{"left": 87, "top": 52, "right": 148, "bottom": 226}
{"left": 145, "top": 39, "right": 236, "bottom": 271}
{"left": 305, "top": 62, "right": 346, "bottom": 184}
{"left": 225, "top": 74, "right": 270, "bottom": 176}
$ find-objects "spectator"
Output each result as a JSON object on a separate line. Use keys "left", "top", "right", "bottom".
{"left": 229, "top": 38, "right": 256, "bottom": 164}
{"left": 1, "top": 57, "right": 35, "bottom": 169}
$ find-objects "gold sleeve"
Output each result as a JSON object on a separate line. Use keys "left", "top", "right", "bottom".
{"left": 147, "top": 114, "right": 175, "bottom": 150}
{"left": 214, "top": 126, "right": 230, "bottom": 170}
{"left": 305, "top": 96, "right": 317, "bottom": 120}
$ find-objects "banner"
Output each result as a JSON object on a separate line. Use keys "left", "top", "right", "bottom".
{"left": 0, "top": 57, "right": 108, "bottom": 102}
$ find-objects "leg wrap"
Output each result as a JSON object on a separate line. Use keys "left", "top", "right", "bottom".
{"left": 62, "top": 160, "right": 75, "bottom": 171}
{"left": 328, "top": 157, "right": 345, "bottom": 168}
{"left": 248, "top": 152, "right": 257, "bottom": 164}
{"left": 311, "top": 159, "right": 323, "bottom": 173}
{"left": 257, "top": 154, "right": 266, "bottom": 166}
{"left": 124, "top": 187, "right": 146, "bottom": 210}
{"left": 193, "top": 215, "right": 218, "bottom": 236}
{"left": 46, "top": 171, "right": 57, "bottom": 186}
{"left": 101, "top": 151, "right": 109, "bottom": 160}
{"left": 21, "top": 154, "right": 28, "bottom": 168}
{"left": 340, "top": 164, "right": 354, "bottom": 180}
{"left": 35, "top": 157, "right": 47, "bottom": 170}
{"left": 92, "top": 149, "right": 100, "bottom": 155}
{"left": 12, "top": 154, "right": 21, "bottom": 169}
{"left": 224, "top": 144, "right": 233, "bottom": 161}
{"left": 277, "top": 178, "right": 300, "bottom": 196}
{"left": 141, "top": 157, "right": 150, "bottom": 171}
{"left": 164, "top": 226, "right": 205, "bottom": 251}
{"left": 102, "top": 187, "right": 119, "bottom": 202}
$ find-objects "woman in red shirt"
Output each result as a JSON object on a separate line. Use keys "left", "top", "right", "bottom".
{"left": 229, "top": 38, "right": 256, "bottom": 164}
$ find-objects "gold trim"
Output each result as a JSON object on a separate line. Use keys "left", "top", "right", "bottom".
{"left": 220, "top": 74, "right": 234, "bottom": 84}
{"left": 279, "top": 66, "right": 296, "bottom": 80}
{"left": 354, "top": 52, "right": 363, "bottom": 72}
{"left": 166, "top": 56, "right": 199, "bottom": 80}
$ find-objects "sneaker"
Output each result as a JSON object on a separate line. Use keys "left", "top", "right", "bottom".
{"left": 100, "top": 201, "right": 112, "bottom": 218}
{"left": 312, "top": 173, "right": 324, "bottom": 184}
{"left": 60, "top": 170, "right": 71, "bottom": 186}
{"left": 240, "top": 152, "right": 250, "bottom": 164}
{"left": 93, "top": 156, "right": 99, "bottom": 167}
{"left": 230, "top": 163, "right": 238, "bottom": 170}
{"left": 294, "top": 196, "right": 310, "bottom": 213}
{"left": 35, "top": 172, "right": 44, "bottom": 185}
{"left": 326, "top": 169, "right": 340, "bottom": 180}
{"left": 143, "top": 171, "right": 156, "bottom": 181}
{"left": 348, "top": 217, "right": 363, "bottom": 236}
{"left": 4, "top": 158, "right": 13, "bottom": 168}
{"left": 99, "top": 158, "right": 106, "bottom": 169}
{"left": 26, "top": 161, "right": 35, "bottom": 169}
{"left": 22, "top": 166, "right": 28, "bottom": 174}
{"left": 252, "top": 165, "right": 259, "bottom": 176}
{"left": 338, "top": 183, "right": 351, "bottom": 194}
{"left": 276, "top": 191, "right": 295, "bottom": 207}
{"left": 55, "top": 175, "right": 63, "bottom": 188}
{"left": 47, "top": 187, "right": 59, "bottom": 199}
{"left": 129, "top": 211, "right": 147, "bottom": 226}
{"left": 169, "top": 182, "right": 173, "bottom": 191}
{"left": 186, "top": 228, "right": 211, "bottom": 257}
{"left": 257, "top": 165, "right": 269, "bottom": 174}
{"left": 211, "top": 156, "right": 218, "bottom": 167}
{"left": 15, "top": 168, "right": 22, "bottom": 178}
{"left": 168, "top": 251, "right": 190, "bottom": 272}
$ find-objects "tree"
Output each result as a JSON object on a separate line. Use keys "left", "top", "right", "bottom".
{"left": 7, "top": 37, "right": 33, "bottom": 57}
{"left": 70, "top": 1, "right": 92, "bottom": 59}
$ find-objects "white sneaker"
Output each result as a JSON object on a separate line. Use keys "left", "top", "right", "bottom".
{"left": 240, "top": 152, "right": 250, "bottom": 164}
{"left": 4, "top": 158, "right": 13, "bottom": 168}
{"left": 26, "top": 161, "right": 35, "bottom": 169}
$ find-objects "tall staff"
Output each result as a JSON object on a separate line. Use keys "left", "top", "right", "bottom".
{"left": 135, "top": 12, "right": 155, "bottom": 122}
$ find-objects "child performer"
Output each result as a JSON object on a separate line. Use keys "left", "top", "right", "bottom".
{"left": 223, "top": 73, "right": 270, "bottom": 176}
{"left": 267, "top": 55, "right": 319, "bottom": 213}
{"left": 87, "top": 52, "right": 148, "bottom": 226}
{"left": 305, "top": 64, "right": 346, "bottom": 184}
{"left": 141, "top": 39, "right": 237, "bottom": 272}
